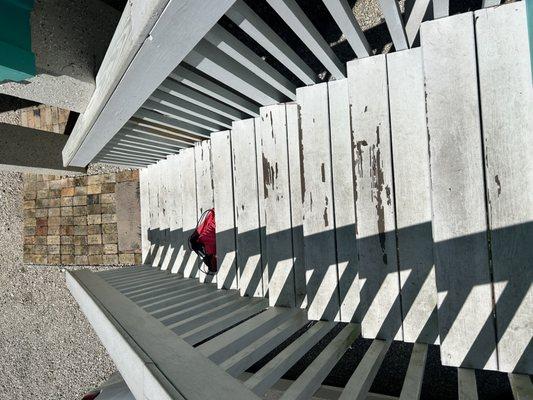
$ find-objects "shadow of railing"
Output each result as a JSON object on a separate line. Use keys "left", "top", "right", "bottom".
{"left": 144, "top": 220, "right": 532, "bottom": 373}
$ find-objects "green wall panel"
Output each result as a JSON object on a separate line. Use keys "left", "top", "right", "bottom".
{"left": 0, "top": 0, "right": 35, "bottom": 82}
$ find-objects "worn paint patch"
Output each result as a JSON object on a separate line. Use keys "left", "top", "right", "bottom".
{"left": 262, "top": 153, "right": 271, "bottom": 199}
{"left": 369, "top": 129, "right": 387, "bottom": 265}
{"left": 298, "top": 105, "right": 306, "bottom": 204}
{"left": 495, "top": 174, "right": 501, "bottom": 196}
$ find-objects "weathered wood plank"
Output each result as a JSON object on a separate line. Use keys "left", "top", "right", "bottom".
{"left": 180, "top": 147, "right": 199, "bottom": 278}
{"left": 338, "top": 339, "right": 391, "bottom": 400}
{"left": 328, "top": 79, "right": 359, "bottom": 323}
{"left": 266, "top": 0, "right": 345, "bottom": 79}
{"left": 182, "top": 299, "right": 269, "bottom": 345}
{"left": 211, "top": 131, "right": 238, "bottom": 290}
{"left": 421, "top": 13, "right": 497, "bottom": 370}
{"left": 198, "top": 307, "right": 294, "bottom": 363}
{"left": 67, "top": 270, "right": 262, "bottom": 400}
{"left": 220, "top": 310, "right": 308, "bottom": 377}
{"left": 378, "top": 0, "right": 408, "bottom": 50}
{"left": 347, "top": 54, "right": 402, "bottom": 340}
{"left": 155, "top": 291, "right": 240, "bottom": 324}
{"left": 259, "top": 104, "right": 296, "bottom": 307}
{"left": 64, "top": 0, "right": 238, "bottom": 167}
{"left": 147, "top": 164, "right": 162, "bottom": 267}
{"left": 226, "top": 0, "right": 316, "bottom": 85}
{"left": 167, "top": 154, "right": 185, "bottom": 275}
{"left": 387, "top": 48, "right": 437, "bottom": 344}
{"left": 433, "top": 0, "right": 448, "bottom": 18}
{"left": 159, "top": 159, "right": 173, "bottom": 271}
{"left": 296, "top": 83, "right": 340, "bottom": 321}
{"left": 475, "top": 2, "right": 533, "bottom": 374}
{"left": 509, "top": 374, "right": 533, "bottom": 400}
{"left": 139, "top": 167, "right": 151, "bottom": 264}
{"left": 286, "top": 103, "right": 307, "bottom": 309}
{"left": 245, "top": 320, "right": 336, "bottom": 396}
{"left": 194, "top": 140, "right": 215, "bottom": 283}
{"left": 399, "top": 343, "right": 428, "bottom": 400}
{"left": 322, "top": 0, "right": 371, "bottom": 57}
{"left": 205, "top": 24, "right": 296, "bottom": 100}
{"left": 168, "top": 298, "right": 248, "bottom": 333}
{"left": 255, "top": 117, "right": 269, "bottom": 300}
{"left": 232, "top": 119, "right": 264, "bottom": 297}
{"left": 458, "top": 368, "right": 478, "bottom": 400}
{"left": 280, "top": 323, "right": 360, "bottom": 400}
{"left": 185, "top": 41, "right": 284, "bottom": 106}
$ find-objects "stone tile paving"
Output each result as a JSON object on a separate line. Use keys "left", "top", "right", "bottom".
{"left": 23, "top": 170, "right": 141, "bottom": 265}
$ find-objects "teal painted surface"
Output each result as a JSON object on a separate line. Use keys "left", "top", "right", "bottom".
{"left": 0, "top": 0, "right": 35, "bottom": 82}
{"left": 526, "top": 0, "right": 533, "bottom": 83}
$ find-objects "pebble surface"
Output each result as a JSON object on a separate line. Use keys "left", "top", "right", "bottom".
{"left": 0, "top": 171, "right": 117, "bottom": 400}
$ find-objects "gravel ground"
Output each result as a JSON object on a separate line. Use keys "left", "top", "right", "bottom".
{"left": 0, "top": 170, "right": 119, "bottom": 400}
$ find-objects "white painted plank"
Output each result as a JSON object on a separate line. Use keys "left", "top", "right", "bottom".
{"left": 482, "top": 0, "right": 500, "bottom": 8}
{"left": 245, "top": 321, "right": 336, "bottom": 396}
{"left": 286, "top": 103, "right": 307, "bottom": 309}
{"left": 421, "top": 13, "right": 497, "bottom": 370}
{"left": 404, "top": 0, "right": 431, "bottom": 46}
{"left": 211, "top": 131, "right": 238, "bottom": 290}
{"left": 180, "top": 147, "right": 199, "bottom": 278}
{"left": 297, "top": 83, "right": 340, "bottom": 322}
{"left": 475, "top": 2, "right": 533, "bottom": 374}
{"left": 128, "top": 117, "right": 201, "bottom": 144}
{"left": 198, "top": 307, "right": 294, "bottom": 362}
{"left": 182, "top": 299, "right": 269, "bottom": 345}
{"left": 155, "top": 291, "right": 239, "bottom": 324}
{"left": 509, "top": 374, "right": 533, "bottom": 400}
{"left": 433, "top": 0, "right": 448, "bottom": 18}
{"left": 151, "top": 89, "right": 233, "bottom": 128}
{"left": 347, "top": 54, "right": 402, "bottom": 341}
{"left": 220, "top": 311, "right": 308, "bottom": 377}
{"left": 165, "top": 155, "right": 182, "bottom": 271}
{"left": 378, "top": 0, "right": 408, "bottom": 50}
{"left": 205, "top": 25, "right": 296, "bottom": 100}
{"left": 255, "top": 117, "right": 269, "bottom": 300}
{"left": 226, "top": 0, "right": 316, "bottom": 85}
{"left": 139, "top": 167, "right": 151, "bottom": 264}
{"left": 266, "top": 0, "right": 345, "bottom": 79}
{"left": 136, "top": 108, "right": 210, "bottom": 138}
{"left": 171, "top": 66, "right": 258, "bottom": 117}
{"left": 64, "top": 0, "right": 238, "bottom": 167}
{"left": 387, "top": 48, "right": 437, "bottom": 344}
{"left": 124, "top": 122, "right": 195, "bottom": 146}
{"left": 185, "top": 41, "right": 284, "bottom": 106}
{"left": 280, "top": 323, "right": 361, "bottom": 400}
{"left": 259, "top": 104, "right": 296, "bottom": 307}
{"left": 170, "top": 153, "right": 187, "bottom": 275}
{"left": 160, "top": 76, "right": 247, "bottom": 120}
{"left": 168, "top": 298, "right": 247, "bottom": 333}
{"left": 232, "top": 119, "right": 263, "bottom": 297}
{"left": 399, "top": 343, "right": 428, "bottom": 400}
{"left": 143, "top": 99, "right": 223, "bottom": 131}
{"left": 458, "top": 368, "right": 478, "bottom": 400}
{"left": 143, "top": 287, "right": 219, "bottom": 313}
{"left": 328, "top": 79, "right": 359, "bottom": 323}
{"left": 322, "top": 0, "right": 371, "bottom": 57}
{"left": 159, "top": 159, "right": 173, "bottom": 270}
{"left": 338, "top": 339, "right": 391, "bottom": 400}
{"left": 148, "top": 164, "right": 162, "bottom": 267}
{"left": 67, "top": 270, "right": 262, "bottom": 400}
{"left": 194, "top": 140, "right": 215, "bottom": 283}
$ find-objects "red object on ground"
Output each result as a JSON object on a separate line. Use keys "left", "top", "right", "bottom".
{"left": 189, "top": 208, "right": 217, "bottom": 273}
